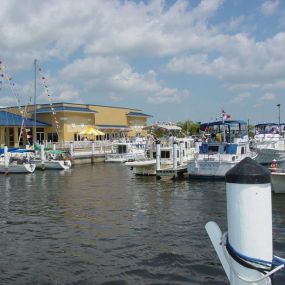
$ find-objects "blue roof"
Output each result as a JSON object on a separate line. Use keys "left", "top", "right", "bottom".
{"left": 127, "top": 111, "right": 152, "bottom": 117}
{"left": 0, "top": 111, "right": 49, "bottom": 127}
{"left": 30, "top": 106, "right": 97, "bottom": 114}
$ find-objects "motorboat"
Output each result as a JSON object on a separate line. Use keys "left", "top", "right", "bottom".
{"left": 187, "top": 120, "right": 256, "bottom": 179}
{"left": 250, "top": 123, "right": 285, "bottom": 167}
{"left": 105, "top": 141, "right": 146, "bottom": 163}
{"left": 269, "top": 161, "right": 285, "bottom": 193}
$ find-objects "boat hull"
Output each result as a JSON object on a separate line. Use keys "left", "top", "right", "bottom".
{"left": 35, "top": 160, "right": 72, "bottom": 170}
{"left": 125, "top": 159, "right": 157, "bottom": 175}
{"left": 187, "top": 160, "right": 237, "bottom": 179}
{"left": 0, "top": 163, "right": 36, "bottom": 173}
{"left": 254, "top": 148, "right": 285, "bottom": 166}
{"left": 271, "top": 172, "right": 285, "bottom": 193}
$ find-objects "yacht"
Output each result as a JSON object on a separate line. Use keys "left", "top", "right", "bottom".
{"left": 105, "top": 140, "right": 146, "bottom": 163}
{"left": 187, "top": 120, "right": 256, "bottom": 179}
{"left": 250, "top": 123, "right": 285, "bottom": 167}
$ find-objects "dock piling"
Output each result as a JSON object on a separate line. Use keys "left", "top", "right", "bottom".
{"left": 206, "top": 157, "right": 275, "bottom": 284}
{"left": 172, "top": 141, "right": 177, "bottom": 170}
{"left": 4, "top": 146, "right": 8, "bottom": 174}
{"left": 156, "top": 140, "right": 161, "bottom": 171}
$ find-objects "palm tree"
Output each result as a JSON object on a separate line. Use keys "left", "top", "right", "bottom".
{"left": 177, "top": 120, "right": 200, "bottom": 136}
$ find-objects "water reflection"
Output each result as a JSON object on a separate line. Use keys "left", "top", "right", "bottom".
{"left": 0, "top": 164, "right": 283, "bottom": 284}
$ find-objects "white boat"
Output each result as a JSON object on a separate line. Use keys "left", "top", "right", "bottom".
{"left": 35, "top": 159, "right": 71, "bottom": 170}
{"left": 251, "top": 123, "right": 285, "bottom": 167}
{"left": 125, "top": 158, "right": 157, "bottom": 176}
{"left": 34, "top": 150, "right": 72, "bottom": 170}
{"left": 0, "top": 160, "right": 36, "bottom": 173}
{"left": 188, "top": 120, "right": 256, "bottom": 179}
{"left": 270, "top": 168, "right": 285, "bottom": 193}
{"left": 0, "top": 149, "right": 36, "bottom": 173}
{"left": 105, "top": 141, "right": 146, "bottom": 163}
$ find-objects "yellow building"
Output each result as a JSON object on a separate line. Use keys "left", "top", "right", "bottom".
{"left": 0, "top": 102, "right": 152, "bottom": 146}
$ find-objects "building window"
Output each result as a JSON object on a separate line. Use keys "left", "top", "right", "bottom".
{"left": 9, "top": 128, "right": 14, "bottom": 146}
{"left": 47, "top": 133, "right": 58, "bottom": 142}
{"left": 37, "top": 128, "right": 45, "bottom": 144}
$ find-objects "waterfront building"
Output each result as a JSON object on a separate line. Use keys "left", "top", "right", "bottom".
{"left": 0, "top": 102, "right": 152, "bottom": 147}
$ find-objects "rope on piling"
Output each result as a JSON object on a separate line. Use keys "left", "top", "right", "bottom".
{"left": 221, "top": 232, "right": 285, "bottom": 283}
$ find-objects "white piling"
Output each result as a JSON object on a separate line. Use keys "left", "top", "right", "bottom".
{"left": 40, "top": 144, "right": 45, "bottom": 170}
{"left": 70, "top": 142, "right": 74, "bottom": 157}
{"left": 226, "top": 157, "right": 272, "bottom": 285}
{"left": 194, "top": 141, "right": 201, "bottom": 153}
{"left": 91, "top": 141, "right": 95, "bottom": 164}
{"left": 52, "top": 143, "right": 56, "bottom": 151}
{"left": 179, "top": 141, "right": 184, "bottom": 165}
{"left": 173, "top": 141, "right": 177, "bottom": 170}
{"left": 4, "top": 146, "right": 9, "bottom": 173}
{"left": 156, "top": 140, "right": 161, "bottom": 171}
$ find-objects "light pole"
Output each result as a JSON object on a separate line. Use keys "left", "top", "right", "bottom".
{"left": 277, "top": 103, "right": 281, "bottom": 126}
{"left": 33, "top": 59, "right": 37, "bottom": 145}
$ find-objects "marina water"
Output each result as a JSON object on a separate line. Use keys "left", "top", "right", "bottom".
{"left": 0, "top": 163, "right": 284, "bottom": 284}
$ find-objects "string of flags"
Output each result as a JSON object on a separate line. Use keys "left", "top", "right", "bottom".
{"left": 37, "top": 66, "right": 61, "bottom": 139}
{"left": 0, "top": 60, "right": 32, "bottom": 144}
{"left": 0, "top": 60, "right": 25, "bottom": 116}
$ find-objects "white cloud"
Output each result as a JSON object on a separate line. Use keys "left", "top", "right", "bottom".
{"left": 0, "top": 96, "right": 17, "bottom": 106}
{"left": 0, "top": 0, "right": 284, "bottom": 115}
{"left": 230, "top": 92, "right": 251, "bottom": 103}
{"left": 59, "top": 56, "right": 187, "bottom": 104}
{"left": 147, "top": 88, "right": 191, "bottom": 104}
{"left": 166, "top": 31, "right": 285, "bottom": 89}
{"left": 260, "top": 1, "right": 279, "bottom": 16}
{"left": 254, "top": 92, "right": 276, "bottom": 107}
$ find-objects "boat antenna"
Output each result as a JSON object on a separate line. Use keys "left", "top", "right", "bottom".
{"left": 33, "top": 59, "right": 37, "bottom": 146}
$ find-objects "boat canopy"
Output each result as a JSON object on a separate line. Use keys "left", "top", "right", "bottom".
{"left": 255, "top": 123, "right": 280, "bottom": 128}
{"left": 199, "top": 120, "right": 247, "bottom": 131}
{"left": 0, "top": 148, "right": 34, "bottom": 155}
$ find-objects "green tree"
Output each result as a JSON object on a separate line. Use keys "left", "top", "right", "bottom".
{"left": 177, "top": 120, "right": 200, "bottom": 136}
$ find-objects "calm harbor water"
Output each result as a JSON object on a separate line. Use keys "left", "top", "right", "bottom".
{"left": 0, "top": 163, "right": 284, "bottom": 285}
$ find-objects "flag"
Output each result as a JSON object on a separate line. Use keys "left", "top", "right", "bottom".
{"left": 221, "top": 109, "right": 231, "bottom": 120}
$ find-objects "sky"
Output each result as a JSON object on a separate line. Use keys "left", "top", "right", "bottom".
{"left": 0, "top": 0, "right": 285, "bottom": 125}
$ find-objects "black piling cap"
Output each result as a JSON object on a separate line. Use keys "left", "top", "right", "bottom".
{"left": 226, "top": 157, "right": 271, "bottom": 184}
{"left": 156, "top": 140, "right": 160, "bottom": 144}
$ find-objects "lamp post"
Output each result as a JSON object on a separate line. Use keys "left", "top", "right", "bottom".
{"left": 33, "top": 59, "right": 37, "bottom": 146}
{"left": 277, "top": 103, "right": 281, "bottom": 126}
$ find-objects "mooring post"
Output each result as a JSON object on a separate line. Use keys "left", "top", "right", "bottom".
{"left": 40, "top": 144, "right": 45, "bottom": 170}
{"left": 4, "top": 146, "right": 9, "bottom": 174}
{"left": 70, "top": 142, "right": 74, "bottom": 157}
{"left": 205, "top": 157, "right": 274, "bottom": 285}
{"left": 173, "top": 141, "right": 177, "bottom": 170}
{"left": 226, "top": 157, "right": 272, "bottom": 284}
{"left": 179, "top": 141, "right": 184, "bottom": 165}
{"left": 52, "top": 143, "right": 56, "bottom": 151}
{"left": 156, "top": 140, "right": 161, "bottom": 171}
{"left": 91, "top": 141, "right": 95, "bottom": 164}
